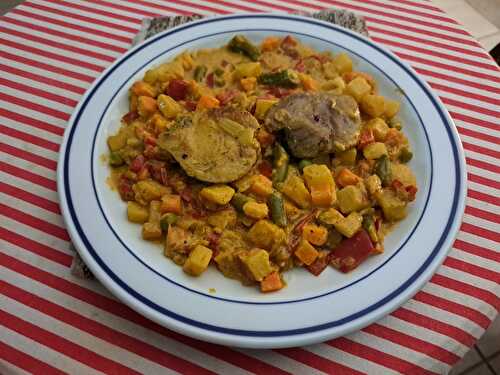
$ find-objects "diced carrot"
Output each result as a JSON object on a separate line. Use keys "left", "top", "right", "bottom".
{"left": 161, "top": 194, "right": 182, "bottom": 214}
{"left": 131, "top": 81, "right": 156, "bottom": 97}
{"left": 295, "top": 239, "right": 319, "bottom": 266}
{"left": 261, "top": 36, "right": 281, "bottom": 51}
{"left": 301, "top": 74, "right": 318, "bottom": 91}
{"left": 197, "top": 95, "right": 220, "bottom": 110}
{"left": 302, "top": 224, "right": 328, "bottom": 246}
{"left": 249, "top": 174, "right": 273, "bottom": 197}
{"left": 336, "top": 168, "right": 361, "bottom": 187}
{"left": 240, "top": 77, "right": 257, "bottom": 92}
{"left": 260, "top": 272, "right": 283, "bottom": 292}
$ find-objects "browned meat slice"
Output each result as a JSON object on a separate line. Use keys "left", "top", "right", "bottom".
{"left": 264, "top": 93, "right": 361, "bottom": 158}
{"left": 157, "top": 108, "right": 260, "bottom": 183}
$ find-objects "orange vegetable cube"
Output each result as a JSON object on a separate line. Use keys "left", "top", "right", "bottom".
{"left": 137, "top": 96, "right": 157, "bottom": 118}
{"left": 197, "top": 95, "right": 220, "bottom": 110}
{"left": 161, "top": 194, "right": 182, "bottom": 214}
{"left": 261, "top": 36, "right": 281, "bottom": 51}
{"left": 256, "top": 128, "right": 275, "bottom": 148}
{"left": 131, "top": 81, "right": 156, "bottom": 97}
{"left": 300, "top": 74, "right": 318, "bottom": 91}
{"left": 240, "top": 77, "right": 257, "bottom": 92}
{"left": 302, "top": 224, "right": 328, "bottom": 246}
{"left": 295, "top": 239, "right": 319, "bottom": 266}
{"left": 249, "top": 174, "right": 273, "bottom": 197}
{"left": 260, "top": 272, "right": 283, "bottom": 292}
{"left": 336, "top": 168, "right": 361, "bottom": 187}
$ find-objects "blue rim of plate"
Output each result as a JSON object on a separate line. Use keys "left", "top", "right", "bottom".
{"left": 62, "top": 14, "right": 462, "bottom": 337}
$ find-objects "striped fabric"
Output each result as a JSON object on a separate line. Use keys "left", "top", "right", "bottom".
{"left": 0, "top": 0, "right": 498, "bottom": 373}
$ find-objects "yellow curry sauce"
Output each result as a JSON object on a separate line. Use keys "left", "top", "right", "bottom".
{"left": 106, "top": 35, "right": 417, "bottom": 293}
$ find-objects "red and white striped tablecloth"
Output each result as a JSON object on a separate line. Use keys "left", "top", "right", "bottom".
{"left": 0, "top": 0, "right": 499, "bottom": 374}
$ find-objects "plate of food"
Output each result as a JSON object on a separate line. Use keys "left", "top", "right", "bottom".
{"left": 57, "top": 13, "right": 466, "bottom": 348}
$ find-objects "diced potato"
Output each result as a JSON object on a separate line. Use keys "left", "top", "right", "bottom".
{"left": 281, "top": 175, "right": 311, "bottom": 209}
{"left": 233, "top": 173, "right": 257, "bottom": 192}
{"left": 364, "top": 174, "right": 382, "bottom": 196}
{"left": 207, "top": 209, "right": 237, "bottom": 229}
{"left": 337, "top": 148, "right": 357, "bottom": 165}
{"left": 239, "top": 248, "right": 273, "bottom": 281}
{"left": 302, "top": 224, "right": 328, "bottom": 246}
{"left": 107, "top": 131, "right": 127, "bottom": 151}
{"left": 150, "top": 112, "right": 171, "bottom": 133}
{"left": 161, "top": 194, "right": 182, "bottom": 214}
{"left": 376, "top": 188, "right": 407, "bottom": 221}
{"left": 260, "top": 271, "right": 283, "bottom": 292}
{"left": 321, "top": 76, "right": 345, "bottom": 95}
{"left": 248, "top": 220, "right": 285, "bottom": 250}
{"left": 345, "top": 76, "right": 371, "bottom": 102}
{"left": 144, "top": 69, "right": 159, "bottom": 84}
{"left": 384, "top": 98, "right": 400, "bottom": 118}
{"left": 240, "top": 77, "right": 257, "bottom": 92}
{"left": 200, "top": 185, "right": 235, "bottom": 205}
{"left": 157, "top": 94, "right": 181, "bottom": 119}
{"left": 361, "top": 94, "right": 386, "bottom": 118}
{"left": 243, "top": 201, "right": 269, "bottom": 219}
{"left": 133, "top": 180, "right": 167, "bottom": 203}
{"left": 303, "top": 164, "right": 336, "bottom": 207}
{"left": 365, "top": 118, "right": 389, "bottom": 141}
{"left": 148, "top": 200, "right": 162, "bottom": 223}
{"left": 336, "top": 168, "right": 361, "bottom": 187}
{"left": 323, "top": 61, "right": 339, "bottom": 79}
{"left": 391, "top": 163, "right": 417, "bottom": 187}
{"left": 137, "top": 96, "right": 157, "bottom": 118}
{"left": 295, "top": 239, "right": 319, "bottom": 266}
{"left": 363, "top": 142, "right": 388, "bottom": 160}
{"left": 331, "top": 53, "right": 353, "bottom": 74}
{"left": 142, "top": 222, "right": 162, "bottom": 240}
{"left": 249, "top": 175, "right": 273, "bottom": 197}
{"left": 235, "top": 62, "right": 262, "bottom": 78}
{"left": 334, "top": 212, "right": 363, "bottom": 238}
{"left": 197, "top": 95, "right": 220, "bottom": 110}
{"left": 127, "top": 201, "right": 149, "bottom": 223}
{"left": 131, "top": 81, "right": 156, "bottom": 97}
{"left": 255, "top": 98, "right": 279, "bottom": 119}
{"left": 337, "top": 185, "right": 368, "bottom": 214}
{"left": 318, "top": 208, "right": 344, "bottom": 226}
{"left": 284, "top": 200, "right": 301, "bottom": 219}
{"left": 156, "top": 60, "right": 184, "bottom": 82}
{"left": 183, "top": 245, "right": 213, "bottom": 276}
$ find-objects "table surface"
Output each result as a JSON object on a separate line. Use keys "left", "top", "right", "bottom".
{"left": 0, "top": 1, "right": 499, "bottom": 374}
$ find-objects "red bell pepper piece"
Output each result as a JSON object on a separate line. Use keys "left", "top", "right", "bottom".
{"left": 330, "top": 230, "right": 374, "bottom": 273}
{"left": 129, "top": 155, "right": 145, "bottom": 172}
{"left": 358, "top": 128, "right": 375, "bottom": 150}
{"left": 307, "top": 255, "right": 331, "bottom": 276}
{"left": 166, "top": 79, "right": 189, "bottom": 100}
{"left": 122, "top": 111, "right": 138, "bottom": 124}
{"left": 206, "top": 72, "right": 214, "bottom": 88}
{"left": 258, "top": 160, "right": 273, "bottom": 178}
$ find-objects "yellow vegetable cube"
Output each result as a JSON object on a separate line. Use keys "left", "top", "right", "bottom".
{"left": 384, "top": 99, "right": 400, "bottom": 118}
{"left": 249, "top": 175, "right": 273, "bottom": 197}
{"left": 295, "top": 239, "right": 319, "bottom": 266}
{"left": 144, "top": 69, "right": 159, "bottom": 84}
{"left": 133, "top": 180, "right": 166, "bottom": 203}
{"left": 303, "top": 164, "right": 336, "bottom": 207}
{"left": 337, "top": 185, "right": 368, "bottom": 214}
{"left": 235, "top": 62, "right": 262, "bottom": 78}
{"left": 334, "top": 212, "right": 363, "bottom": 238}
{"left": 142, "top": 222, "right": 162, "bottom": 240}
{"left": 239, "top": 248, "right": 273, "bottom": 282}
{"left": 183, "top": 245, "right": 213, "bottom": 276}
{"left": 346, "top": 76, "right": 371, "bottom": 102}
{"left": 248, "top": 220, "right": 285, "bottom": 250}
{"left": 284, "top": 200, "right": 301, "bottom": 219}
{"left": 243, "top": 201, "right": 269, "bottom": 219}
{"left": 364, "top": 174, "right": 382, "bottom": 196}
{"left": 281, "top": 175, "right": 311, "bottom": 209}
{"left": 318, "top": 208, "right": 344, "bottom": 226}
{"left": 150, "top": 113, "right": 171, "bottom": 133}
{"left": 207, "top": 209, "right": 237, "bottom": 229}
{"left": 331, "top": 53, "right": 353, "bottom": 74}
{"left": 200, "top": 185, "right": 235, "bottom": 205}
{"left": 240, "top": 77, "right": 257, "bottom": 92}
{"left": 365, "top": 118, "right": 389, "bottom": 141}
{"left": 255, "top": 98, "right": 279, "bottom": 119}
{"left": 361, "top": 94, "right": 386, "bottom": 118}
{"left": 376, "top": 189, "right": 407, "bottom": 221}
{"left": 137, "top": 96, "right": 157, "bottom": 118}
{"left": 391, "top": 163, "right": 417, "bottom": 187}
{"left": 127, "top": 202, "right": 149, "bottom": 223}
{"left": 363, "top": 142, "right": 388, "bottom": 160}
{"left": 302, "top": 224, "right": 328, "bottom": 246}
{"left": 321, "top": 76, "right": 345, "bottom": 95}
{"left": 157, "top": 94, "right": 181, "bottom": 119}
{"left": 337, "top": 148, "right": 357, "bottom": 165}
{"left": 107, "top": 131, "right": 127, "bottom": 151}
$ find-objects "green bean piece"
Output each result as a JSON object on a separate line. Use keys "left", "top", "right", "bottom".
{"left": 227, "top": 35, "right": 260, "bottom": 61}
{"left": 272, "top": 144, "right": 289, "bottom": 185}
{"left": 258, "top": 69, "right": 300, "bottom": 88}
{"left": 193, "top": 65, "right": 207, "bottom": 82}
{"left": 399, "top": 147, "right": 413, "bottom": 163}
{"left": 231, "top": 193, "right": 252, "bottom": 212}
{"left": 374, "top": 155, "right": 392, "bottom": 186}
{"left": 362, "top": 215, "right": 378, "bottom": 243}
{"left": 109, "top": 152, "right": 124, "bottom": 167}
{"left": 160, "top": 213, "right": 178, "bottom": 231}
{"left": 298, "top": 159, "right": 313, "bottom": 171}
{"left": 269, "top": 193, "right": 287, "bottom": 227}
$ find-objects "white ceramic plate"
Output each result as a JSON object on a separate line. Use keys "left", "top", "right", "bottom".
{"left": 57, "top": 14, "right": 466, "bottom": 348}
